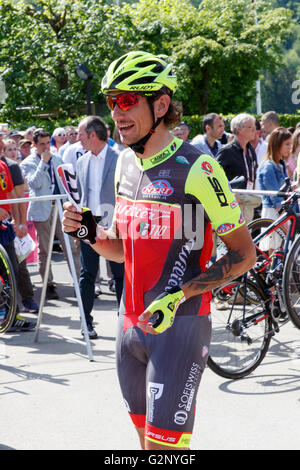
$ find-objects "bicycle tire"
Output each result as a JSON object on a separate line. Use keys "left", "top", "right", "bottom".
{"left": 208, "top": 279, "right": 273, "bottom": 379}
{"left": 282, "top": 235, "right": 300, "bottom": 329}
{"left": 208, "top": 217, "right": 284, "bottom": 379}
{"left": 0, "top": 244, "right": 17, "bottom": 333}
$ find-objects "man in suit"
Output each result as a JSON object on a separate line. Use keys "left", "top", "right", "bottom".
{"left": 76, "top": 116, "right": 124, "bottom": 339}
{"left": 21, "top": 128, "right": 81, "bottom": 300}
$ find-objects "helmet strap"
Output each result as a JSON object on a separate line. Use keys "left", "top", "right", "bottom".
{"left": 128, "top": 96, "right": 163, "bottom": 155}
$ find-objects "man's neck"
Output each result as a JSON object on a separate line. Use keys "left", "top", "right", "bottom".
{"left": 89, "top": 141, "right": 106, "bottom": 156}
{"left": 205, "top": 133, "right": 216, "bottom": 148}
{"left": 236, "top": 135, "right": 248, "bottom": 152}
{"left": 137, "top": 126, "right": 174, "bottom": 159}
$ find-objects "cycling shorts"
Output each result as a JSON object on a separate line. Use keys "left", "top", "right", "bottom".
{"left": 116, "top": 312, "right": 212, "bottom": 448}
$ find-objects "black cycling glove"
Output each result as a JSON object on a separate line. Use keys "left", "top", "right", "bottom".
{"left": 68, "top": 207, "right": 97, "bottom": 244}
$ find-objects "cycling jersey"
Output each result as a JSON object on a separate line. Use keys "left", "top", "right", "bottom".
{"left": 114, "top": 137, "right": 244, "bottom": 447}
{"left": 115, "top": 137, "right": 244, "bottom": 330}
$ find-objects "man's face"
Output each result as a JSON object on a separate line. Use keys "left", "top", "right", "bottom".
{"left": 77, "top": 122, "right": 92, "bottom": 151}
{"left": 238, "top": 119, "right": 256, "bottom": 143}
{"left": 66, "top": 128, "right": 78, "bottom": 145}
{"left": 20, "top": 142, "right": 31, "bottom": 158}
{"left": 110, "top": 92, "right": 155, "bottom": 147}
{"left": 260, "top": 118, "right": 274, "bottom": 136}
{"left": 208, "top": 117, "right": 225, "bottom": 140}
{"left": 11, "top": 135, "right": 22, "bottom": 145}
{"left": 35, "top": 136, "right": 50, "bottom": 154}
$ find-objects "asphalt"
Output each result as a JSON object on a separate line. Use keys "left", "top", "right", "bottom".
{"left": 0, "top": 252, "right": 300, "bottom": 451}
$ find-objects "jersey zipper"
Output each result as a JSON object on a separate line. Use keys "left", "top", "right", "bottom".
{"left": 131, "top": 159, "right": 144, "bottom": 313}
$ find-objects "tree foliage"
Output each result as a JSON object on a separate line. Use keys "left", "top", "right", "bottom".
{"left": 0, "top": 0, "right": 293, "bottom": 120}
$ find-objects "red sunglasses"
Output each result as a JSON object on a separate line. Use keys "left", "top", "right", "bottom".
{"left": 106, "top": 92, "right": 143, "bottom": 111}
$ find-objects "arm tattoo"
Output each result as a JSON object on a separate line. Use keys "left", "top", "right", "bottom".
{"left": 185, "top": 249, "right": 246, "bottom": 294}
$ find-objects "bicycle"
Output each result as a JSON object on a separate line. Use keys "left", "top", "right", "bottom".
{"left": 0, "top": 243, "right": 17, "bottom": 333}
{"left": 207, "top": 180, "right": 300, "bottom": 379}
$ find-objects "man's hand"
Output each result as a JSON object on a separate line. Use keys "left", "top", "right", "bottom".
{"left": 62, "top": 201, "right": 97, "bottom": 244}
{"left": 14, "top": 224, "right": 28, "bottom": 238}
{"left": 62, "top": 201, "right": 82, "bottom": 232}
{"left": 137, "top": 287, "right": 185, "bottom": 334}
{"left": 41, "top": 149, "right": 51, "bottom": 163}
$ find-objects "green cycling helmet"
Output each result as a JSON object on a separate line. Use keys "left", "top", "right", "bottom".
{"left": 101, "top": 50, "right": 176, "bottom": 95}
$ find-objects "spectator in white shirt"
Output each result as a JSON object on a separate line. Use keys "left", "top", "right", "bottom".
{"left": 250, "top": 119, "right": 268, "bottom": 166}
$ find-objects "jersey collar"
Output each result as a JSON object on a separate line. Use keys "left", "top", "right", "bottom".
{"left": 135, "top": 137, "right": 183, "bottom": 171}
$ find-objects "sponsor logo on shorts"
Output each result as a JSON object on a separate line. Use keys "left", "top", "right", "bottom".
{"left": 147, "top": 382, "right": 164, "bottom": 423}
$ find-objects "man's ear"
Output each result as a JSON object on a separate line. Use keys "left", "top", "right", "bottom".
{"left": 154, "top": 94, "right": 171, "bottom": 119}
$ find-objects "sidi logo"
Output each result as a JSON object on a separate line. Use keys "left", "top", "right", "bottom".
{"left": 291, "top": 80, "right": 300, "bottom": 105}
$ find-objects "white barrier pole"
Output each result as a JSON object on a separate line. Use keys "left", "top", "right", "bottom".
{"left": 34, "top": 201, "right": 58, "bottom": 341}
{"left": 56, "top": 200, "right": 94, "bottom": 361}
{"left": 0, "top": 194, "right": 94, "bottom": 361}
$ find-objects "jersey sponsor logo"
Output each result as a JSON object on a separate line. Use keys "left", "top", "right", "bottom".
{"left": 207, "top": 176, "right": 228, "bottom": 207}
{"left": 165, "top": 239, "right": 195, "bottom": 291}
{"left": 201, "top": 161, "right": 213, "bottom": 175}
{"left": 230, "top": 199, "right": 239, "bottom": 209}
{"left": 176, "top": 155, "right": 189, "bottom": 165}
{"left": 238, "top": 214, "right": 245, "bottom": 224}
{"left": 150, "top": 148, "right": 172, "bottom": 165}
{"left": 216, "top": 223, "right": 235, "bottom": 234}
{"left": 115, "top": 201, "right": 171, "bottom": 221}
{"left": 142, "top": 179, "right": 174, "bottom": 197}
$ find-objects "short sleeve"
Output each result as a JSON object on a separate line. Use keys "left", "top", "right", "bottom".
{"left": 185, "top": 154, "right": 245, "bottom": 236}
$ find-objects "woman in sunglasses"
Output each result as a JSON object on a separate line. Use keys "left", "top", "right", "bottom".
{"left": 63, "top": 51, "right": 255, "bottom": 450}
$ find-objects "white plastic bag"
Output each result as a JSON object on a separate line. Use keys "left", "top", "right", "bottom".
{"left": 14, "top": 233, "right": 36, "bottom": 263}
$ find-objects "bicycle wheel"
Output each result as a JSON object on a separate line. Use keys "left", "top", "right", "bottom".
{"left": 282, "top": 235, "right": 300, "bottom": 329}
{"left": 248, "top": 217, "right": 286, "bottom": 253}
{"left": 213, "top": 218, "right": 286, "bottom": 301}
{"left": 208, "top": 279, "right": 273, "bottom": 379}
{"left": 0, "top": 244, "right": 17, "bottom": 333}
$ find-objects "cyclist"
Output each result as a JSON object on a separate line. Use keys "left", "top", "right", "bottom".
{"left": 62, "top": 51, "right": 256, "bottom": 450}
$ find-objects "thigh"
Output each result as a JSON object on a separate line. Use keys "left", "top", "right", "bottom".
{"left": 145, "top": 315, "right": 212, "bottom": 447}
{"left": 116, "top": 320, "right": 148, "bottom": 423}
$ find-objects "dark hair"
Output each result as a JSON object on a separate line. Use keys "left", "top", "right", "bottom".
{"left": 202, "top": 113, "right": 220, "bottom": 133}
{"left": 266, "top": 127, "right": 292, "bottom": 163}
{"left": 262, "top": 111, "right": 280, "bottom": 126}
{"left": 33, "top": 128, "right": 50, "bottom": 144}
{"left": 83, "top": 116, "right": 107, "bottom": 142}
{"left": 148, "top": 88, "right": 182, "bottom": 129}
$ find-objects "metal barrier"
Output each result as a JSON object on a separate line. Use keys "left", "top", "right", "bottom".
{"left": 0, "top": 194, "right": 94, "bottom": 361}
{"left": 0, "top": 187, "right": 288, "bottom": 361}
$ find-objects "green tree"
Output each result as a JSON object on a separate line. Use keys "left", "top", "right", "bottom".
{"left": 121, "top": 0, "right": 293, "bottom": 114}
{"left": 0, "top": 0, "right": 136, "bottom": 120}
{"left": 0, "top": 0, "right": 294, "bottom": 120}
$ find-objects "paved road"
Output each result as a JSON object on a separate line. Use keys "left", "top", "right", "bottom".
{"left": 0, "top": 253, "right": 300, "bottom": 450}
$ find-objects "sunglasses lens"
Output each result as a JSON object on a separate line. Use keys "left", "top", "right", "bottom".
{"left": 106, "top": 93, "right": 140, "bottom": 111}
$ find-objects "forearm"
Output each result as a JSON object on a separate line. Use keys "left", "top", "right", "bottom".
{"left": 182, "top": 226, "right": 256, "bottom": 300}
{"left": 182, "top": 249, "right": 248, "bottom": 300}
{"left": 92, "top": 227, "right": 124, "bottom": 263}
